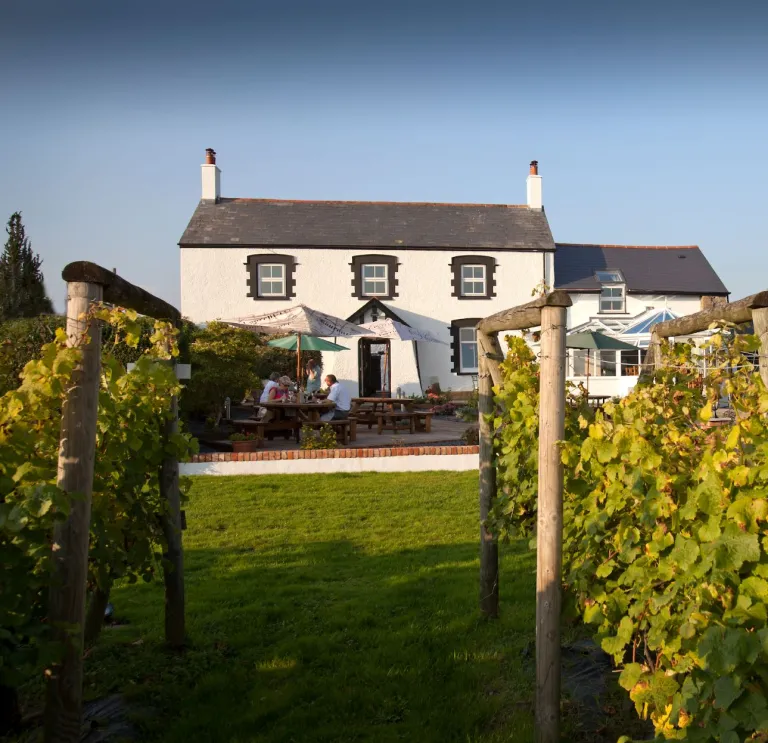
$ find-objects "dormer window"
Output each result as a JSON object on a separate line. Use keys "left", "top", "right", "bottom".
{"left": 596, "top": 269, "right": 626, "bottom": 313}
{"left": 595, "top": 270, "right": 624, "bottom": 283}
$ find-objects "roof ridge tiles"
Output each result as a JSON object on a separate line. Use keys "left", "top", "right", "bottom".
{"left": 222, "top": 197, "right": 529, "bottom": 209}
{"left": 556, "top": 242, "right": 700, "bottom": 250}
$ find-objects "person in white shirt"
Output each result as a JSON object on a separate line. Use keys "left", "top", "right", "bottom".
{"left": 254, "top": 372, "right": 281, "bottom": 422}
{"left": 259, "top": 372, "right": 281, "bottom": 404}
{"left": 322, "top": 374, "right": 351, "bottom": 421}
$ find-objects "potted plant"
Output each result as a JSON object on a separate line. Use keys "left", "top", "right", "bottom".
{"left": 229, "top": 431, "right": 263, "bottom": 452}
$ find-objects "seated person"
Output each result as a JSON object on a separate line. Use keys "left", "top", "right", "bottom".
{"left": 259, "top": 372, "right": 281, "bottom": 404}
{"left": 321, "top": 374, "right": 351, "bottom": 421}
{"left": 255, "top": 372, "right": 281, "bottom": 421}
{"left": 275, "top": 376, "right": 293, "bottom": 401}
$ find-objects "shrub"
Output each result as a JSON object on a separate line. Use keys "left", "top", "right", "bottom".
{"left": 431, "top": 402, "right": 461, "bottom": 417}
{"left": 0, "top": 314, "right": 196, "bottom": 398}
{"left": 461, "top": 425, "right": 479, "bottom": 445}
{"left": 299, "top": 424, "right": 338, "bottom": 450}
{"left": 180, "top": 322, "right": 319, "bottom": 424}
{"left": 229, "top": 432, "right": 259, "bottom": 442}
{"left": 0, "top": 314, "right": 64, "bottom": 396}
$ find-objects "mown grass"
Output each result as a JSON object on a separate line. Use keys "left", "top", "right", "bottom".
{"left": 79, "top": 472, "right": 538, "bottom": 742}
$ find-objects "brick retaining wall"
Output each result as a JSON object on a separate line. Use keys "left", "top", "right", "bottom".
{"left": 182, "top": 445, "right": 480, "bottom": 475}
{"left": 190, "top": 445, "right": 479, "bottom": 463}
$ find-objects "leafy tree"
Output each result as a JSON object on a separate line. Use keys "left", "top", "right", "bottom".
{"left": 0, "top": 315, "right": 65, "bottom": 396}
{"left": 181, "top": 322, "right": 319, "bottom": 424}
{"left": 0, "top": 314, "right": 194, "bottom": 397}
{"left": 0, "top": 213, "right": 54, "bottom": 321}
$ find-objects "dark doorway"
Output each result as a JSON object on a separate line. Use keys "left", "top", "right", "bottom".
{"left": 359, "top": 338, "right": 391, "bottom": 397}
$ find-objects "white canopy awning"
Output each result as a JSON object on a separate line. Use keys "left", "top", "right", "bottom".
{"left": 224, "top": 304, "right": 373, "bottom": 338}
{"left": 360, "top": 318, "right": 448, "bottom": 344}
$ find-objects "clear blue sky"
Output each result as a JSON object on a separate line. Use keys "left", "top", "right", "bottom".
{"left": 1, "top": 0, "right": 766, "bottom": 313}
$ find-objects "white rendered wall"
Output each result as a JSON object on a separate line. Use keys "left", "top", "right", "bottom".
{"left": 565, "top": 292, "right": 704, "bottom": 397}
{"left": 181, "top": 247, "right": 547, "bottom": 392}
{"left": 180, "top": 453, "right": 478, "bottom": 476}
{"left": 566, "top": 292, "right": 703, "bottom": 329}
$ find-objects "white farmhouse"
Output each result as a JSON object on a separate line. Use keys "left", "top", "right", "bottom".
{"left": 180, "top": 152, "right": 555, "bottom": 398}
{"left": 554, "top": 243, "right": 729, "bottom": 397}
{"left": 179, "top": 150, "right": 729, "bottom": 400}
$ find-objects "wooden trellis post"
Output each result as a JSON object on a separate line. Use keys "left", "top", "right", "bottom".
{"left": 44, "top": 281, "right": 103, "bottom": 743}
{"left": 159, "top": 384, "right": 185, "bottom": 648}
{"left": 476, "top": 292, "right": 571, "bottom": 739}
{"left": 534, "top": 303, "right": 567, "bottom": 742}
{"left": 44, "top": 262, "right": 182, "bottom": 743}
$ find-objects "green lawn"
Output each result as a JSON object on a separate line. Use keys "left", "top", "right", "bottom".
{"left": 84, "top": 472, "right": 538, "bottom": 742}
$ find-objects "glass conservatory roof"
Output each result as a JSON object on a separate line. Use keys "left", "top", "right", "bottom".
{"left": 624, "top": 309, "right": 678, "bottom": 335}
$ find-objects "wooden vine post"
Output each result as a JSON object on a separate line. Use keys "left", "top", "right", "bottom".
{"left": 44, "top": 262, "right": 183, "bottom": 743}
{"left": 159, "top": 347, "right": 186, "bottom": 649}
{"left": 44, "top": 281, "right": 103, "bottom": 743}
{"left": 477, "top": 291, "right": 571, "bottom": 743}
{"left": 534, "top": 303, "right": 567, "bottom": 742}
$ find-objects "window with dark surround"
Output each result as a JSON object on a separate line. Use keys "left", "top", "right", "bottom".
{"left": 450, "top": 255, "right": 496, "bottom": 299}
{"left": 350, "top": 254, "right": 399, "bottom": 299}
{"left": 449, "top": 318, "right": 481, "bottom": 375}
{"left": 245, "top": 254, "right": 297, "bottom": 300}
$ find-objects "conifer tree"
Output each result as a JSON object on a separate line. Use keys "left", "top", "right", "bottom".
{"left": 0, "top": 212, "right": 54, "bottom": 320}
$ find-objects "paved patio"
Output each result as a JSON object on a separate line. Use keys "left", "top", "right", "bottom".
{"left": 196, "top": 414, "right": 472, "bottom": 453}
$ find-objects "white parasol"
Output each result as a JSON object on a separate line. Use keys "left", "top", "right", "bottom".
{"left": 224, "top": 304, "right": 372, "bottom": 381}
{"left": 224, "top": 304, "right": 372, "bottom": 338}
{"left": 360, "top": 318, "right": 448, "bottom": 344}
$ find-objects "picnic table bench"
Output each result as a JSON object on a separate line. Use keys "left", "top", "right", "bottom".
{"left": 375, "top": 411, "right": 433, "bottom": 435}
{"left": 302, "top": 417, "right": 357, "bottom": 444}
{"left": 351, "top": 397, "right": 431, "bottom": 435}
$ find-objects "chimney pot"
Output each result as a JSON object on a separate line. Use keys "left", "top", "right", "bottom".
{"left": 529, "top": 160, "right": 539, "bottom": 176}
{"left": 205, "top": 148, "right": 217, "bottom": 165}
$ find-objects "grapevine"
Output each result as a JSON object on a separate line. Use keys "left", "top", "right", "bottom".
{"left": 0, "top": 306, "right": 197, "bottom": 707}
{"left": 490, "top": 329, "right": 768, "bottom": 742}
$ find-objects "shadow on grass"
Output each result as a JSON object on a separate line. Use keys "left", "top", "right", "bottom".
{"left": 86, "top": 540, "right": 537, "bottom": 743}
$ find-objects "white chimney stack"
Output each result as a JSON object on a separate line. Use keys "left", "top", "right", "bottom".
{"left": 526, "top": 160, "right": 542, "bottom": 210}
{"left": 201, "top": 148, "right": 220, "bottom": 202}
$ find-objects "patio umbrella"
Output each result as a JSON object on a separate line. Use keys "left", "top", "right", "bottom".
{"left": 360, "top": 318, "right": 448, "bottom": 344}
{"left": 267, "top": 335, "right": 348, "bottom": 352}
{"left": 267, "top": 335, "right": 349, "bottom": 382}
{"left": 225, "top": 304, "right": 372, "bottom": 337}
{"left": 224, "top": 304, "right": 370, "bottom": 381}
{"left": 565, "top": 331, "right": 639, "bottom": 393}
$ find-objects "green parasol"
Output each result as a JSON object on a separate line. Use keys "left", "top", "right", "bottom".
{"left": 267, "top": 335, "right": 348, "bottom": 352}
{"left": 565, "top": 332, "right": 639, "bottom": 352}
{"left": 267, "top": 334, "right": 349, "bottom": 383}
{"left": 566, "top": 331, "right": 639, "bottom": 393}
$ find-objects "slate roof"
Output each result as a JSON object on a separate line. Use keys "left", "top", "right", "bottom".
{"left": 179, "top": 198, "right": 556, "bottom": 251}
{"left": 554, "top": 243, "right": 729, "bottom": 296}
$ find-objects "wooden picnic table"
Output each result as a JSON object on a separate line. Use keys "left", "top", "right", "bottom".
{"left": 233, "top": 400, "right": 335, "bottom": 442}
{"left": 350, "top": 397, "right": 434, "bottom": 435}
{"left": 350, "top": 397, "right": 416, "bottom": 414}
{"left": 260, "top": 400, "right": 335, "bottom": 420}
